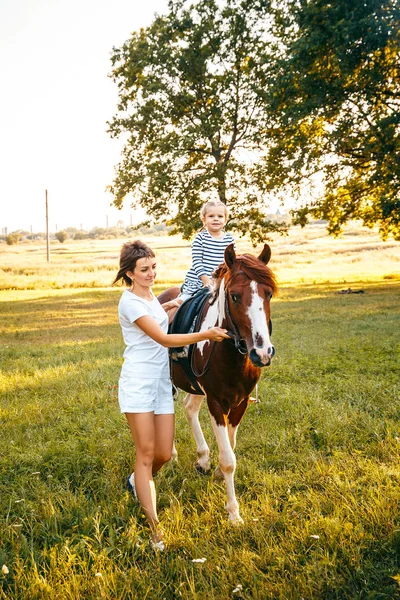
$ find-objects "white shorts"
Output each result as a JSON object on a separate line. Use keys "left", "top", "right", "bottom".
{"left": 118, "top": 376, "right": 174, "bottom": 414}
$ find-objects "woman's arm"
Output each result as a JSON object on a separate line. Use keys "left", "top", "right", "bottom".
{"left": 135, "top": 315, "right": 229, "bottom": 347}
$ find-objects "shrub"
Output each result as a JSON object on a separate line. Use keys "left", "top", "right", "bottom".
{"left": 55, "top": 230, "right": 68, "bottom": 243}
{"left": 74, "top": 231, "right": 89, "bottom": 240}
{"left": 5, "top": 232, "right": 22, "bottom": 245}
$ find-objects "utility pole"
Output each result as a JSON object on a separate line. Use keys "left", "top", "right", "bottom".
{"left": 106, "top": 215, "right": 109, "bottom": 229}
{"left": 45, "top": 189, "right": 50, "bottom": 262}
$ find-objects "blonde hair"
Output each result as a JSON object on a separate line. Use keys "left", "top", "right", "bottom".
{"left": 200, "top": 200, "right": 229, "bottom": 221}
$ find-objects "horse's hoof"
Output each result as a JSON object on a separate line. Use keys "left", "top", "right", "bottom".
{"left": 195, "top": 463, "right": 210, "bottom": 476}
{"left": 229, "top": 515, "right": 244, "bottom": 526}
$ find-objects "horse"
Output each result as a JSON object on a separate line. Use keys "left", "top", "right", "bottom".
{"left": 158, "top": 243, "right": 277, "bottom": 524}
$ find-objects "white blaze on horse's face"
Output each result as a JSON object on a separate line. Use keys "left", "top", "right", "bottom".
{"left": 217, "top": 278, "right": 226, "bottom": 327}
{"left": 247, "top": 280, "right": 274, "bottom": 366}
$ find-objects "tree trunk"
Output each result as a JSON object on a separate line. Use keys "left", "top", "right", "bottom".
{"left": 215, "top": 161, "right": 227, "bottom": 203}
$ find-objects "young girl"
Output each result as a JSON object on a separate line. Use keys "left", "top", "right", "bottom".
{"left": 113, "top": 240, "right": 229, "bottom": 551}
{"left": 180, "top": 200, "right": 235, "bottom": 301}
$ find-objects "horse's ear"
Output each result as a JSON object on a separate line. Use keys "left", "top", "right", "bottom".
{"left": 258, "top": 244, "right": 271, "bottom": 265}
{"left": 225, "top": 243, "right": 236, "bottom": 268}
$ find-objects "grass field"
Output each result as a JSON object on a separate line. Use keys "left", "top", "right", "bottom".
{"left": 1, "top": 221, "right": 399, "bottom": 290}
{"left": 1, "top": 223, "right": 400, "bottom": 599}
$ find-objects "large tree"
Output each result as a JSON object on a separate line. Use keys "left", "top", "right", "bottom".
{"left": 263, "top": 0, "right": 400, "bottom": 240}
{"left": 107, "top": 0, "right": 287, "bottom": 242}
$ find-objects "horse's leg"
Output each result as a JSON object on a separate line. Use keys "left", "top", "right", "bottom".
{"left": 214, "top": 398, "right": 249, "bottom": 483}
{"left": 227, "top": 423, "right": 238, "bottom": 450}
{"left": 171, "top": 442, "right": 178, "bottom": 462}
{"left": 210, "top": 414, "right": 243, "bottom": 524}
{"left": 228, "top": 398, "right": 248, "bottom": 449}
{"left": 214, "top": 422, "right": 238, "bottom": 483}
{"left": 183, "top": 393, "right": 210, "bottom": 473}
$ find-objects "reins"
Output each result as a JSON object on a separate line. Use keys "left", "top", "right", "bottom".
{"left": 191, "top": 296, "right": 218, "bottom": 378}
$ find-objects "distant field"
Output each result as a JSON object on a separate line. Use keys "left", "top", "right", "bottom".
{"left": 1, "top": 221, "right": 399, "bottom": 290}
{"left": 1, "top": 222, "right": 399, "bottom": 598}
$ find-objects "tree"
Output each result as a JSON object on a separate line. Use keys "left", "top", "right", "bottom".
{"left": 5, "top": 232, "right": 22, "bottom": 245}
{"left": 263, "top": 0, "right": 400, "bottom": 240}
{"left": 55, "top": 230, "right": 68, "bottom": 243}
{"left": 107, "top": 0, "right": 288, "bottom": 242}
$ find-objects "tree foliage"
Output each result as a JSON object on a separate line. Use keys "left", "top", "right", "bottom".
{"left": 5, "top": 233, "right": 22, "bottom": 246}
{"left": 55, "top": 230, "right": 68, "bottom": 243}
{"left": 108, "top": 0, "right": 288, "bottom": 242}
{"left": 265, "top": 0, "right": 400, "bottom": 240}
{"left": 108, "top": 0, "right": 400, "bottom": 241}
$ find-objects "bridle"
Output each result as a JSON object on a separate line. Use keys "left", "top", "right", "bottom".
{"left": 191, "top": 277, "right": 248, "bottom": 378}
{"left": 191, "top": 268, "right": 274, "bottom": 380}
{"left": 223, "top": 276, "right": 273, "bottom": 355}
{"left": 224, "top": 292, "right": 248, "bottom": 355}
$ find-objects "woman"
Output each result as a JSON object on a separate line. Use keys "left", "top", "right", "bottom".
{"left": 113, "top": 240, "right": 229, "bottom": 551}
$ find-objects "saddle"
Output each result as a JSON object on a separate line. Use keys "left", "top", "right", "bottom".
{"left": 169, "top": 287, "right": 212, "bottom": 395}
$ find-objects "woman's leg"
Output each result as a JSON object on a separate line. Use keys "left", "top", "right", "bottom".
{"left": 125, "top": 412, "right": 174, "bottom": 539}
{"left": 125, "top": 412, "right": 159, "bottom": 535}
{"left": 153, "top": 413, "right": 175, "bottom": 474}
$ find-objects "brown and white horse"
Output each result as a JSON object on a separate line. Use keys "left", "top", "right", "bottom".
{"left": 159, "top": 243, "right": 277, "bottom": 523}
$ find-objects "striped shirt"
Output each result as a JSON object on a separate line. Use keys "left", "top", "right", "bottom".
{"left": 181, "top": 229, "right": 235, "bottom": 296}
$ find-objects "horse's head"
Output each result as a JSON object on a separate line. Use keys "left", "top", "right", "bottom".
{"left": 214, "top": 243, "right": 277, "bottom": 367}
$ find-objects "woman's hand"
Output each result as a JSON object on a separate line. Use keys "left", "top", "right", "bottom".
{"left": 207, "top": 327, "right": 230, "bottom": 342}
{"left": 161, "top": 299, "right": 182, "bottom": 312}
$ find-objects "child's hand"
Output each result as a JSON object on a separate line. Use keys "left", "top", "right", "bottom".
{"left": 201, "top": 275, "right": 212, "bottom": 287}
{"left": 207, "top": 327, "right": 230, "bottom": 342}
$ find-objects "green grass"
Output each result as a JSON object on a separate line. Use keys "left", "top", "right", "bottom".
{"left": 1, "top": 280, "right": 399, "bottom": 599}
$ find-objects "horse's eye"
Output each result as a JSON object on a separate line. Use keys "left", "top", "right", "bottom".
{"left": 230, "top": 293, "right": 240, "bottom": 303}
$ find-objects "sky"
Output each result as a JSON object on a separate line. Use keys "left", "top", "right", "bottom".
{"left": 0, "top": 0, "right": 169, "bottom": 234}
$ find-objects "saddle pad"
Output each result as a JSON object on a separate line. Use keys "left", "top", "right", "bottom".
{"left": 169, "top": 287, "right": 212, "bottom": 349}
{"left": 168, "top": 287, "right": 212, "bottom": 395}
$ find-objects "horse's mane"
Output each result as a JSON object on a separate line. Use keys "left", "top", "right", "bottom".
{"left": 212, "top": 254, "right": 278, "bottom": 298}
